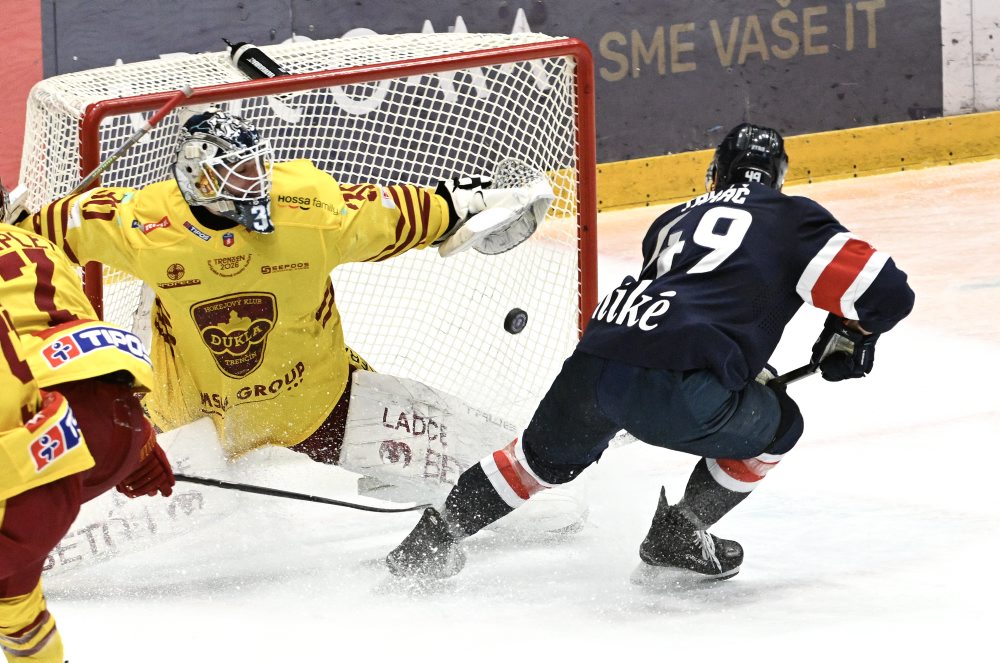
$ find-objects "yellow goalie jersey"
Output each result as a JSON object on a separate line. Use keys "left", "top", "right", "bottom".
{"left": 22, "top": 159, "right": 451, "bottom": 457}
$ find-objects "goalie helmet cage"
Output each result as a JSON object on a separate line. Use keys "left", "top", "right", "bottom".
{"left": 19, "top": 32, "right": 597, "bottom": 428}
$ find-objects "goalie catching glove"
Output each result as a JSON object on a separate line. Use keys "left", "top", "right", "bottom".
{"left": 809, "top": 313, "right": 880, "bottom": 382}
{"left": 435, "top": 159, "right": 555, "bottom": 257}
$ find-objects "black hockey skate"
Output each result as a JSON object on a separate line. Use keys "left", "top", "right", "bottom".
{"left": 386, "top": 508, "right": 466, "bottom": 579}
{"left": 633, "top": 487, "right": 743, "bottom": 584}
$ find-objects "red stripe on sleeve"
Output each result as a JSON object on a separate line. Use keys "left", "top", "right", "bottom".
{"left": 369, "top": 187, "right": 416, "bottom": 262}
{"left": 415, "top": 190, "right": 431, "bottom": 246}
{"left": 811, "top": 238, "right": 875, "bottom": 315}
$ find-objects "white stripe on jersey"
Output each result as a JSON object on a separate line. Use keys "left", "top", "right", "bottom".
{"left": 839, "top": 250, "right": 889, "bottom": 319}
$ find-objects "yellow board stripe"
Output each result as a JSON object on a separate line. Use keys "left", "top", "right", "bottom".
{"left": 597, "top": 110, "right": 1000, "bottom": 211}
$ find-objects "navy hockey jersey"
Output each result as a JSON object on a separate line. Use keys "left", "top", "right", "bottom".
{"left": 578, "top": 183, "right": 915, "bottom": 390}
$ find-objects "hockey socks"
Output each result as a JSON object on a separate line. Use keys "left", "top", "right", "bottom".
{"left": 678, "top": 455, "right": 781, "bottom": 527}
{"left": 442, "top": 464, "right": 515, "bottom": 537}
{"left": 443, "top": 437, "right": 556, "bottom": 537}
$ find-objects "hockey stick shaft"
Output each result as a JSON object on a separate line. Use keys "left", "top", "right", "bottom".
{"left": 70, "top": 85, "right": 194, "bottom": 197}
{"left": 771, "top": 363, "right": 818, "bottom": 386}
{"left": 174, "top": 473, "right": 431, "bottom": 513}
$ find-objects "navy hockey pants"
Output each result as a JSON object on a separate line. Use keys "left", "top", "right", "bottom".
{"left": 520, "top": 350, "right": 802, "bottom": 484}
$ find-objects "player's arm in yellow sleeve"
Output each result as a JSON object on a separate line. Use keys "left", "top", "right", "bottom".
{"left": 337, "top": 166, "right": 554, "bottom": 262}
{"left": 336, "top": 182, "right": 452, "bottom": 263}
{"left": 16, "top": 187, "right": 141, "bottom": 275}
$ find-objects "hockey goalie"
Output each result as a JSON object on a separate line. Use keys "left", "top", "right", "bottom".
{"left": 15, "top": 107, "right": 586, "bottom": 572}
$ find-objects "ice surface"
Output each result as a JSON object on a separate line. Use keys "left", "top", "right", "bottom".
{"left": 45, "top": 161, "right": 1000, "bottom": 661}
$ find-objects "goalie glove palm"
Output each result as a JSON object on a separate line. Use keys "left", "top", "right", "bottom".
{"left": 809, "top": 313, "right": 880, "bottom": 381}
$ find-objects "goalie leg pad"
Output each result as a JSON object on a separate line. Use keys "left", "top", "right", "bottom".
{"left": 338, "top": 371, "right": 518, "bottom": 501}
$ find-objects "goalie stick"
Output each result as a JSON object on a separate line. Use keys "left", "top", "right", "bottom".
{"left": 69, "top": 85, "right": 195, "bottom": 197}
{"left": 175, "top": 473, "right": 431, "bottom": 513}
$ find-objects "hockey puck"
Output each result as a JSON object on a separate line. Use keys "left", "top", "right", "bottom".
{"left": 504, "top": 308, "right": 528, "bottom": 334}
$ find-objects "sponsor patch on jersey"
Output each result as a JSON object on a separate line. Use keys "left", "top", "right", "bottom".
{"left": 380, "top": 187, "right": 396, "bottom": 209}
{"left": 28, "top": 406, "right": 83, "bottom": 472}
{"left": 157, "top": 279, "right": 202, "bottom": 289}
{"left": 275, "top": 194, "right": 312, "bottom": 210}
{"left": 184, "top": 221, "right": 212, "bottom": 241}
{"left": 139, "top": 216, "right": 171, "bottom": 233}
{"left": 223, "top": 232, "right": 235, "bottom": 247}
{"left": 166, "top": 263, "right": 185, "bottom": 280}
{"left": 40, "top": 325, "right": 152, "bottom": 369}
{"left": 207, "top": 254, "right": 252, "bottom": 277}
{"left": 261, "top": 262, "right": 309, "bottom": 274}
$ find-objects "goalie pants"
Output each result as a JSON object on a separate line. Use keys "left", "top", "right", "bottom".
{"left": 518, "top": 350, "right": 804, "bottom": 485}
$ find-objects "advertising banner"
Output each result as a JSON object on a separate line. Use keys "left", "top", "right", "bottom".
{"left": 40, "top": 0, "right": 941, "bottom": 162}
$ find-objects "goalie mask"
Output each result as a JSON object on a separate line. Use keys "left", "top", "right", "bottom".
{"left": 706, "top": 123, "right": 789, "bottom": 192}
{"left": 173, "top": 109, "right": 275, "bottom": 233}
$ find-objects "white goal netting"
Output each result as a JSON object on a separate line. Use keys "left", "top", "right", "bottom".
{"left": 19, "top": 32, "right": 595, "bottom": 427}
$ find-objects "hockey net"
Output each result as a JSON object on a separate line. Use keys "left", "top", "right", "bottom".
{"left": 19, "top": 32, "right": 597, "bottom": 428}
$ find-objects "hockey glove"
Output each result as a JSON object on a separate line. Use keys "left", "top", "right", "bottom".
{"left": 435, "top": 175, "right": 494, "bottom": 227}
{"left": 117, "top": 430, "right": 174, "bottom": 498}
{"left": 809, "top": 314, "right": 880, "bottom": 382}
{"left": 435, "top": 160, "right": 554, "bottom": 257}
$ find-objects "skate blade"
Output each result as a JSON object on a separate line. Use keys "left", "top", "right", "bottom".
{"left": 629, "top": 561, "right": 739, "bottom": 588}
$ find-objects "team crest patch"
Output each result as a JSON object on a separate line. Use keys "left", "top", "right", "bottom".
{"left": 223, "top": 232, "right": 235, "bottom": 247}
{"left": 40, "top": 326, "right": 151, "bottom": 369}
{"left": 190, "top": 292, "right": 277, "bottom": 378}
{"left": 27, "top": 406, "right": 83, "bottom": 471}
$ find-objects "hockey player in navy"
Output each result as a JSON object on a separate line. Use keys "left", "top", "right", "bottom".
{"left": 385, "top": 123, "right": 915, "bottom": 581}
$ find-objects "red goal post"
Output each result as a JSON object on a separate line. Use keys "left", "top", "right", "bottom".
{"left": 21, "top": 33, "right": 597, "bottom": 427}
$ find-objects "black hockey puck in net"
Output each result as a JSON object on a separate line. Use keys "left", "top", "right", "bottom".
{"left": 504, "top": 308, "right": 528, "bottom": 334}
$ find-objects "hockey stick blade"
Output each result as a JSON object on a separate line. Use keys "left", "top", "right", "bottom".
{"left": 175, "top": 473, "right": 431, "bottom": 513}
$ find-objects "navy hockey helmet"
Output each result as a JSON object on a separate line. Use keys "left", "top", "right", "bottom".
{"left": 173, "top": 108, "right": 275, "bottom": 233}
{"left": 706, "top": 123, "right": 789, "bottom": 192}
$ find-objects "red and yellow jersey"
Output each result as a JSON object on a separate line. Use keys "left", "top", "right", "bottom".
{"left": 0, "top": 306, "right": 94, "bottom": 501}
{"left": 0, "top": 224, "right": 153, "bottom": 391}
{"left": 22, "top": 159, "right": 451, "bottom": 457}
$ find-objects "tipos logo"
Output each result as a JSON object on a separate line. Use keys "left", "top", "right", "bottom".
{"left": 190, "top": 293, "right": 277, "bottom": 378}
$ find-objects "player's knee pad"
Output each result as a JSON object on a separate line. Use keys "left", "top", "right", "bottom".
{"left": 0, "top": 582, "right": 63, "bottom": 663}
{"left": 764, "top": 382, "right": 804, "bottom": 456}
